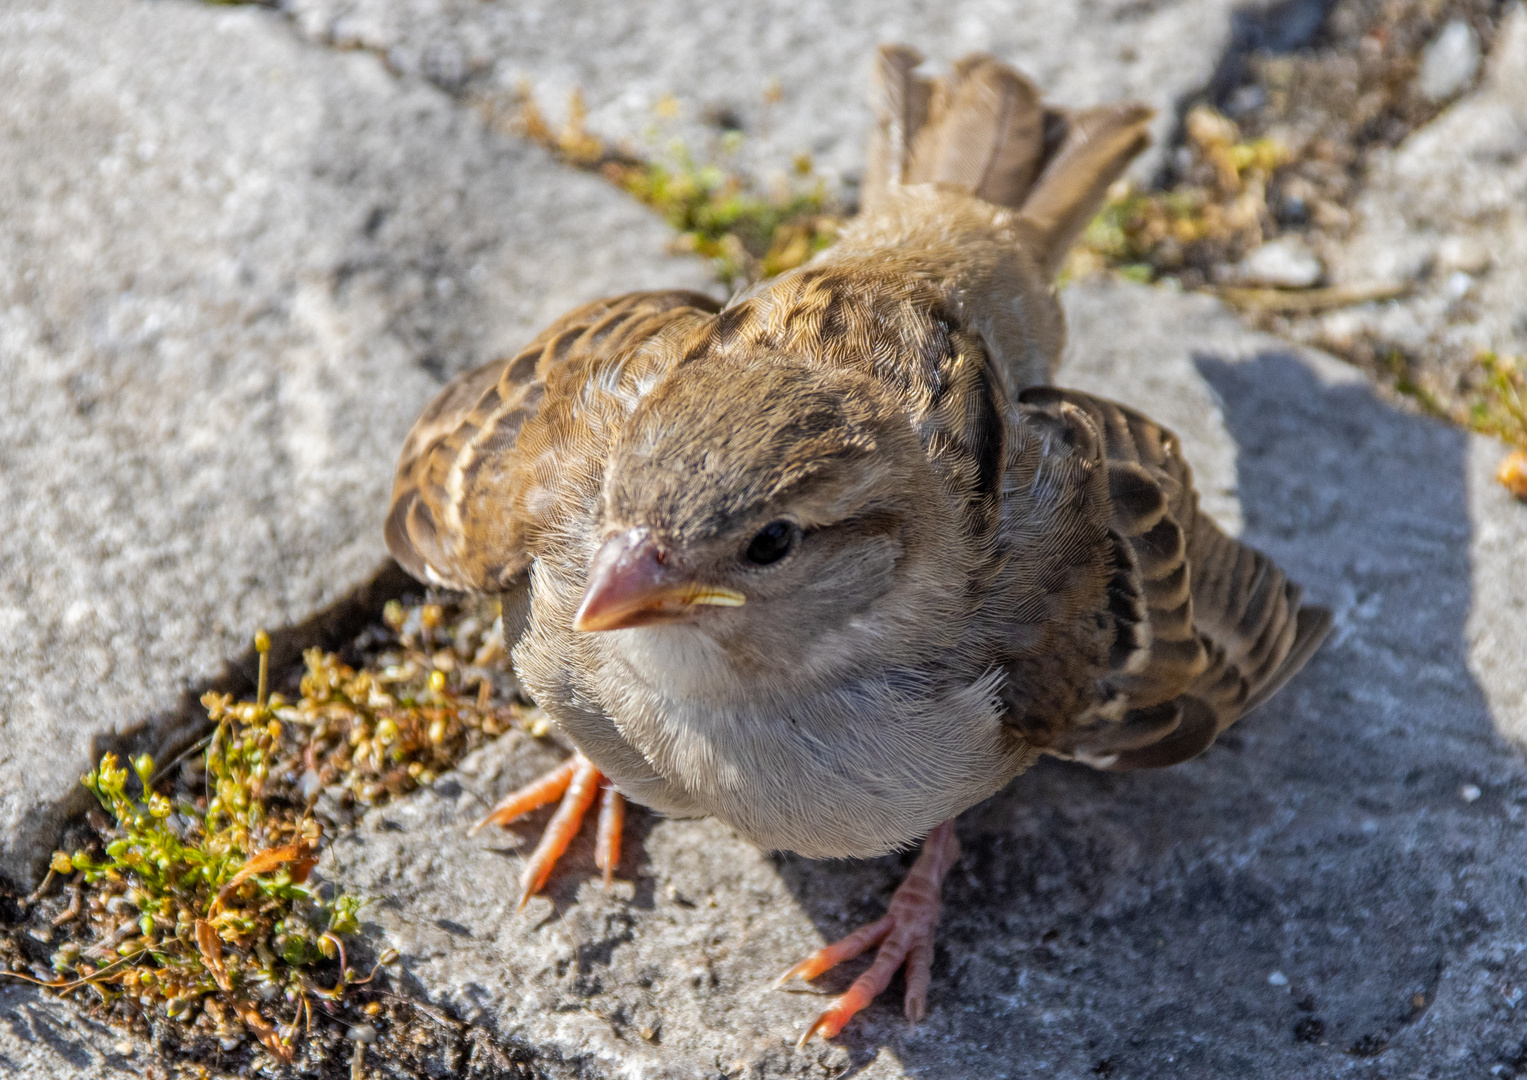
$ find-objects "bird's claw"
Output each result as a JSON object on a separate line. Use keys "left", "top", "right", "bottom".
{"left": 777, "top": 820, "right": 959, "bottom": 1046}
{"left": 473, "top": 752, "right": 624, "bottom": 906}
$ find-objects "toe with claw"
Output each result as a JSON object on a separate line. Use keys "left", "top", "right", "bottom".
{"left": 472, "top": 751, "right": 625, "bottom": 907}
{"left": 776, "top": 819, "right": 960, "bottom": 1046}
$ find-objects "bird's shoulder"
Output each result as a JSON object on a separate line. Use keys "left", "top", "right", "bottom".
{"left": 385, "top": 290, "right": 721, "bottom": 592}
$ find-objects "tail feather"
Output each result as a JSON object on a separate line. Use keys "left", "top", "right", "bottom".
{"left": 864, "top": 44, "right": 932, "bottom": 200}
{"left": 1017, "top": 102, "right": 1155, "bottom": 276}
{"left": 905, "top": 54, "right": 1046, "bottom": 208}
{"left": 863, "top": 45, "right": 1153, "bottom": 277}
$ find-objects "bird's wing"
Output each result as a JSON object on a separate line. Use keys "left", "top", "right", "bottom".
{"left": 1009, "top": 387, "right": 1330, "bottom": 769}
{"left": 385, "top": 290, "right": 721, "bottom": 593}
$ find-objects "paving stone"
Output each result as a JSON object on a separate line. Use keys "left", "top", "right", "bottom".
{"left": 0, "top": 0, "right": 713, "bottom": 892}
{"left": 280, "top": 0, "right": 1266, "bottom": 190}
{"left": 325, "top": 280, "right": 1527, "bottom": 1079}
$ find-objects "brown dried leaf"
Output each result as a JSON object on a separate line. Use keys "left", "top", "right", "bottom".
{"left": 232, "top": 997, "right": 293, "bottom": 1063}
{"left": 210, "top": 839, "right": 318, "bottom": 914}
{"left": 194, "top": 918, "right": 231, "bottom": 992}
{"left": 1498, "top": 450, "right": 1527, "bottom": 500}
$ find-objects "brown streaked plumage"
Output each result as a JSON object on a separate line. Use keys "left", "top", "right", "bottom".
{"left": 385, "top": 46, "right": 1329, "bottom": 1045}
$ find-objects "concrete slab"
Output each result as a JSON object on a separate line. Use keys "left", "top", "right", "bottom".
{"left": 0, "top": 984, "right": 145, "bottom": 1080}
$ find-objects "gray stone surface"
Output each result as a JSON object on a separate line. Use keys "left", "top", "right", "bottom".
{"left": 0, "top": 984, "right": 143, "bottom": 1079}
{"left": 1312, "top": 3, "right": 1527, "bottom": 373}
{"left": 0, "top": 0, "right": 712, "bottom": 891}
{"left": 281, "top": 0, "right": 1252, "bottom": 191}
{"left": 324, "top": 281, "right": 1527, "bottom": 1079}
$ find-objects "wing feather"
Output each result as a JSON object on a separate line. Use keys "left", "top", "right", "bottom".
{"left": 386, "top": 290, "right": 721, "bottom": 593}
{"left": 1013, "top": 387, "right": 1329, "bottom": 769}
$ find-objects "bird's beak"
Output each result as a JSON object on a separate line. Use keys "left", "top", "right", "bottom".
{"left": 573, "top": 529, "right": 745, "bottom": 632}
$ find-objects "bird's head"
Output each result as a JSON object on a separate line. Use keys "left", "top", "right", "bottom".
{"left": 575, "top": 353, "right": 968, "bottom": 698}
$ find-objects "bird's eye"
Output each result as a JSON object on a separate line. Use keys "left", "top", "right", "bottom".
{"left": 744, "top": 520, "right": 798, "bottom": 566}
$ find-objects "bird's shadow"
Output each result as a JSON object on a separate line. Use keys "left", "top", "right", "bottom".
{"left": 770, "top": 349, "right": 1527, "bottom": 1077}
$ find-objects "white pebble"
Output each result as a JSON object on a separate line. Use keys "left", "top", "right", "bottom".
{"left": 1419, "top": 20, "right": 1481, "bottom": 102}
{"left": 1268, "top": 971, "right": 1289, "bottom": 986}
{"left": 112, "top": 1040, "right": 134, "bottom": 1057}
{"left": 1462, "top": 784, "right": 1483, "bottom": 803}
{"left": 1445, "top": 271, "right": 1474, "bottom": 300}
{"left": 1237, "top": 237, "right": 1323, "bottom": 289}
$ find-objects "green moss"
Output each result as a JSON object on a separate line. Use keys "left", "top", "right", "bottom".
{"left": 1070, "top": 106, "right": 1289, "bottom": 286}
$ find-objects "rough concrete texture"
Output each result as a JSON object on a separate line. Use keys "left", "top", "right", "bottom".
{"left": 318, "top": 281, "right": 1527, "bottom": 1079}
{"left": 1313, "top": 3, "right": 1527, "bottom": 369}
{"left": 281, "top": 0, "right": 1257, "bottom": 190}
{"left": 0, "top": 0, "right": 713, "bottom": 890}
{"left": 0, "top": 984, "right": 143, "bottom": 1079}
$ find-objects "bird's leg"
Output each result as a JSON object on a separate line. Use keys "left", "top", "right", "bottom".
{"left": 776, "top": 819, "right": 960, "bottom": 1046}
{"left": 472, "top": 752, "right": 626, "bottom": 907}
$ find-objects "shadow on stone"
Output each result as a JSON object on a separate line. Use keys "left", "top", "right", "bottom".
{"left": 770, "top": 349, "right": 1523, "bottom": 1076}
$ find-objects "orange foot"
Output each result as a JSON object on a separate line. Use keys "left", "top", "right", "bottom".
{"left": 472, "top": 752, "right": 625, "bottom": 908}
{"left": 776, "top": 820, "right": 960, "bottom": 1046}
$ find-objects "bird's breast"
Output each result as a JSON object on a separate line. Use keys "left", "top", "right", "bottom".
{"left": 594, "top": 655, "right": 1034, "bottom": 859}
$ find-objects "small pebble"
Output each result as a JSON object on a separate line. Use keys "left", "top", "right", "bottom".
{"left": 297, "top": 768, "right": 323, "bottom": 801}
{"left": 1268, "top": 971, "right": 1289, "bottom": 986}
{"left": 346, "top": 1023, "right": 378, "bottom": 1044}
{"left": 26, "top": 927, "right": 51, "bottom": 944}
{"left": 1461, "top": 784, "right": 1483, "bottom": 803}
{"left": 1444, "top": 271, "right": 1474, "bottom": 300}
{"left": 1238, "top": 237, "right": 1323, "bottom": 289}
{"left": 112, "top": 1040, "right": 134, "bottom": 1057}
{"left": 1418, "top": 19, "right": 1481, "bottom": 102}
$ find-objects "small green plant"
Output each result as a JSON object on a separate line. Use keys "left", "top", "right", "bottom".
{"left": 1069, "top": 105, "right": 1290, "bottom": 286}
{"left": 8, "top": 638, "right": 385, "bottom": 1064}
{"left": 2, "top": 599, "right": 530, "bottom": 1068}
{"left": 276, "top": 598, "right": 530, "bottom": 806}
{"left": 611, "top": 146, "right": 838, "bottom": 287}
{"left": 1468, "top": 352, "right": 1527, "bottom": 450}
{"left": 503, "top": 87, "right": 842, "bottom": 289}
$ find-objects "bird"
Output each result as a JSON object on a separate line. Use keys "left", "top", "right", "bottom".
{"left": 384, "top": 46, "right": 1332, "bottom": 1046}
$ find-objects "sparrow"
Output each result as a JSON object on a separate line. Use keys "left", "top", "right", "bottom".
{"left": 384, "top": 46, "right": 1331, "bottom": 1045}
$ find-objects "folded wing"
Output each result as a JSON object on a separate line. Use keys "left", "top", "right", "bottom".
{"left": 1013, "top": 387, "right": 1330, "bottom": 769}
{"left": 385, "top": 290, "right": 721, "bottom": 593}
